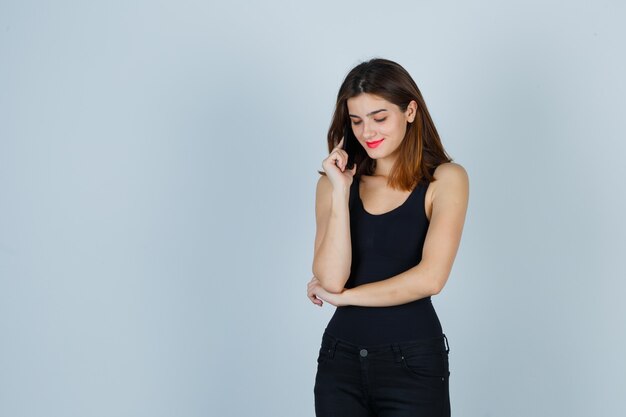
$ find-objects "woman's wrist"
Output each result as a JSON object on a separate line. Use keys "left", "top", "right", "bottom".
{"left": 331, "top": 187, "right": 350, "bottom": 202}
{"left": 339, "top": 287, "right": 353, "bottom": 306}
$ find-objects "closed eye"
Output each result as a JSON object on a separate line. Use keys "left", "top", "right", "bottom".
{"left": 352, "top": 117, "right": 386, "bottom": 125}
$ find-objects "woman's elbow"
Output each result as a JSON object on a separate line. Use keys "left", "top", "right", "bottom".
{"left": 312, "top": 263, "right": 349, "bottom": 293}
{"left": 317, "top": 274, "right": 347, "bottom": 294}
{"left": 311, "top": 268, "right": 347, "bottom": 294}
{"left": 322, "top": 280, "right": 346, "bottom": 294}
{"left": 431, "top": 274, "right": 450, "bottom": 295}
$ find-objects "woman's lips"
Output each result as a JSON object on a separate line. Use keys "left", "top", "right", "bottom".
{"left": 366, "top": 139, "right": 384, "bottom": 148}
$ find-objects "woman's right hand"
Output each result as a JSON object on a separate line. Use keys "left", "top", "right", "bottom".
{"left": 322, "top": 137, "right": 357, "bottom": 190}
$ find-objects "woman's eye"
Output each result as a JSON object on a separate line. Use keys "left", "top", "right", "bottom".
{"left": 351, "top": 117, "right": 386, "bottom": 125}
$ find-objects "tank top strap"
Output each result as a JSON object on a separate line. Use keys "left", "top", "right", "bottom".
{"left": 405, "top": 178, "right": 427, "bottom": 211}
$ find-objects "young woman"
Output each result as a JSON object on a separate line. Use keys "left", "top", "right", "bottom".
{"left": 306, "top": 58, "right": 469, "bottom": 417}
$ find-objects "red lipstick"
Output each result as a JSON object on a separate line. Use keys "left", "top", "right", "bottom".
{"left": 366, "top": 139, "right": 384, "bottom": 148}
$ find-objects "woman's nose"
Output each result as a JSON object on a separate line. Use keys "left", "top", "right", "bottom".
{"left": 362, "top": 121, "right": 376, "bottom": 139}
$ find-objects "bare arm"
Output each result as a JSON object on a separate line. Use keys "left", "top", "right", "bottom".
{"left": 341, "top": 163, "right": 469, "bottom": 307}
{"left": 311, "top": 175, "right": 353, "bottom": 294}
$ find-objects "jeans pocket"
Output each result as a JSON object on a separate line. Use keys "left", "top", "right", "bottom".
{"left": 401, "top": 350, "right": 449, "bottom": 383}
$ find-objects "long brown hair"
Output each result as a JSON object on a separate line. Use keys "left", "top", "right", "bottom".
{"left": 317, "top": 58, "right": 453, "bottom": 191}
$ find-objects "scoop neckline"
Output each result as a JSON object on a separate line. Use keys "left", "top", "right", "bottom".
{"left": 356, "top": 176, "right": 420, "bottom": 217}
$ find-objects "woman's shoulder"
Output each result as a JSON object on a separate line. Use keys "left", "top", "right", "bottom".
{"left": 432, "top": 162, "right": 468, "bottom": 182}
{"left": 429, "top": 162, "right": 469, "bottom": 202}
{"left": 316, "top": 174, "right": 333, "bottom": 198}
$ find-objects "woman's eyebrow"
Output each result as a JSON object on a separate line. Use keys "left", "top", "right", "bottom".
{"left": 348, "top": 109, "right": 388, "bottom": 118}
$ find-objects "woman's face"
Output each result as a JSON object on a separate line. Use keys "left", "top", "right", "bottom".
{"left": 347, "top": 93, "right": 416, "bottom": 160}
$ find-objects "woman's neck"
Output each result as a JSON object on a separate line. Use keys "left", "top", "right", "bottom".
{"left": 371, "top": 155, "right": 397, "bottom": 178}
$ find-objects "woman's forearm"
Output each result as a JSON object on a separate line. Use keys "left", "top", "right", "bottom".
{"left": 342, "top": 262, "right": 441, "bottom": 307}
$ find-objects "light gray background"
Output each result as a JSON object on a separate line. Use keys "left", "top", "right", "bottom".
{"left": 1, "top": 1, "right": 625, "bottom": 416}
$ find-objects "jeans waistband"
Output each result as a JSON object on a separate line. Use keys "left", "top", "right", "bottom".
{"left": 321, "top": 330, "right": 450, "bottom": 360}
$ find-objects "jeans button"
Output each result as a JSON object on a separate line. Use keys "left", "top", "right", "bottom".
{"left": 360, "top": 349, "right": 368, "bottom": 357}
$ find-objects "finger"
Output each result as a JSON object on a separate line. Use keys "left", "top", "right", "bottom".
{"left": 333, "top": 137, "right": 344, "bottom": 151}
{"left": 307, "top": 289, "right": 322, "bottom": 306}
{"left": 332, "top": 152, "right": 346, "bottom": 171}
{"left": 325, "top": 149, "right": 348, "bottom": 172}
{"left": 311, "top": 296, "right": 322, "bottom": 307}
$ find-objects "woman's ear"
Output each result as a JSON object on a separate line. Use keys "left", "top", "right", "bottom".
{"left": 406, "top": 100, "right": 417, "bottom": 123}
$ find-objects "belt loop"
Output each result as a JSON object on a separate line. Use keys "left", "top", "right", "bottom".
{"left": 443, "top": 334, "right": 450, "bottom": 354}
{"left": 391, "top": 343, "right": 403, "bottom": 363}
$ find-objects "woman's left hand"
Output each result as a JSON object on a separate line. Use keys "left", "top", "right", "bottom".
{"left": 307, "top": 276, "right": 349, "bottom": 307}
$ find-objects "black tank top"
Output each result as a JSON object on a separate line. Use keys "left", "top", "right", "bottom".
{"left": 324, "top": 173, "right": 443, "bottom": 345}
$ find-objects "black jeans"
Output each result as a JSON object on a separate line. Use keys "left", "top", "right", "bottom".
{"left": 314, "top": 330, "right": 451, "bottom": 417}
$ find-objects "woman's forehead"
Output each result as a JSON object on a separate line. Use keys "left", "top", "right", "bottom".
{"left": 347, "top": 94, "right": 395, "bottom": 115}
